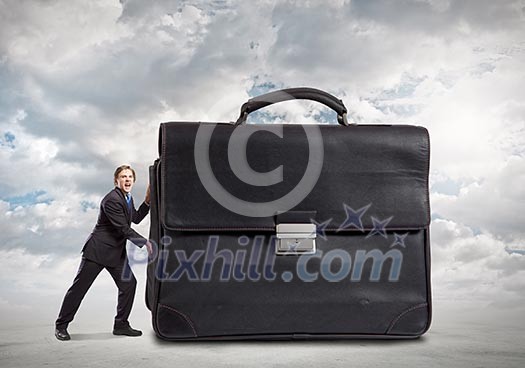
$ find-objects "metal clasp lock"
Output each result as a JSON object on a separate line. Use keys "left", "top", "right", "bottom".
{"left": 275, "top": 223, "right": 316, "bottom": 255}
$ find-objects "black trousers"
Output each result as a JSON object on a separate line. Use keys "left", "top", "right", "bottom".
{"left": 55, "top": 257, "right": 137, "bottom": 329}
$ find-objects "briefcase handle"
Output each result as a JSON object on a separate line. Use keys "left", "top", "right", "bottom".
{"left": 235, "top": 87, "right": 351, "bottom": 126}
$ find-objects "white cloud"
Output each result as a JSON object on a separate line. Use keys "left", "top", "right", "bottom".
{"left": 431, "top": 156, "right": 525, "bottom": 242}
{"left": 0, "top": 247, "right": 149, "bottom": 327}
{"left": 431, "top": 219, "right": 525, "bottom": 306}
{"left": 0, "top": 0, "right": 524, "bottom": 320}
{"left": 0, "top": 0, "right": 129, "bottom": 68}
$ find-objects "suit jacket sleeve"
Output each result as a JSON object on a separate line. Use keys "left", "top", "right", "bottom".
{"left": 132, "top": 201, "right": 150, "bottom": 224}
{"left": 104, "top": 197, "right": 147, "bottom": 247}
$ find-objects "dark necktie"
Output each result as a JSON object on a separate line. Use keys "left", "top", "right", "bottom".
{"left": 126, "top": 193, "right": 132, "bottom": 212}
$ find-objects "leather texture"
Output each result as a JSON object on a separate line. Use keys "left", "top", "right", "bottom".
{"left": 147, "top": 120, "right": 432, "bottom": 340}
{"left": 237, "top": 87, "right": 347, "bottom": 125}
{"left": 159, "top": 123, "right": 430, "bottom": 231}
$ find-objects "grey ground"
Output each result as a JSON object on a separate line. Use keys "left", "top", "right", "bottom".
{"left": 1, "top": 300, "right": 523, "bottom": 368}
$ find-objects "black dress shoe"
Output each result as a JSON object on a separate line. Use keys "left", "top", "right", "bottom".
{"left": 55, "top": 328, "right": 71, "bottom": 341}
{"left": 113, "top": 325, "right": 142, "bottom": 337}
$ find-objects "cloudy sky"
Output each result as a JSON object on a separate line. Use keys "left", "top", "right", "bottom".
{"left": 1, "top": 0, "right": 524, "bottom": 329}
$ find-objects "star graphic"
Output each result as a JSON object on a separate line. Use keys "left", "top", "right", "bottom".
{"left": 337, "top": 203, "right": 371, "bottom": 232}
{"left": 286, "top": 239, "right": 301, "bottom": 252}
{"left": 366, "top": 216, "right": 393, "bottom": 239}
{"left": 390, "top": 232, "right": 408, "bottom": 248}
{"left": 310, "top": 218, "right": 332, "bottom": 240}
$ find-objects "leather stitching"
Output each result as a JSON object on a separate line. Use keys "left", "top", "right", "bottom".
{"left": 160, "top": 226, "right": 427, "bottom": 232}
{"left": 158, "top": 303, "right": 198, "bottom": 337}
{"left": 423, "top": 126, "right": 431, "bottom": 227}
{"left": 386, "top": 302, "right": 428, "bottom": 334}
{"left": 159, "top": 124, "right": 432, "bottom": 232}
{"left": 160, "top": 123, "right": 167, "bottom": 235}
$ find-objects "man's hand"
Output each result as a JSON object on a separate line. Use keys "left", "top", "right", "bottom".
{"left": 146, "top": 240, "right": 153, "bottom": 256}
{"left": 145, "top": 184, "right": 151, "bottom": 205}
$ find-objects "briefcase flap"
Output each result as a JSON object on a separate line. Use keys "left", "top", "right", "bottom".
{"left": 158, "top": 122, "right": 430, "bottom": 232}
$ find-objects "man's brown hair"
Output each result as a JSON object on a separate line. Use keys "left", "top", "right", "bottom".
{"left": 114, "top": 165, "right": 136, "bottom": 185}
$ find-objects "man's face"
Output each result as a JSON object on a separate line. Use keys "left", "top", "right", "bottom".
{"left": 115, "top": 169, "right": 135, "bottom": 193}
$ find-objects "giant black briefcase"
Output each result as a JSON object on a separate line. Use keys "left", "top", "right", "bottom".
{"left": 146, "top": 87, "right": 431, "bottom": 340}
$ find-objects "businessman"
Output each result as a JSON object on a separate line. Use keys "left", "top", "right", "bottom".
{"left": 55, "top": 165, "right": 152, "bottom": 341}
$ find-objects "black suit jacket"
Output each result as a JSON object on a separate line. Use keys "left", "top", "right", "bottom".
{"left": 82, "top": 187, "right": 150, "bottom": 267}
